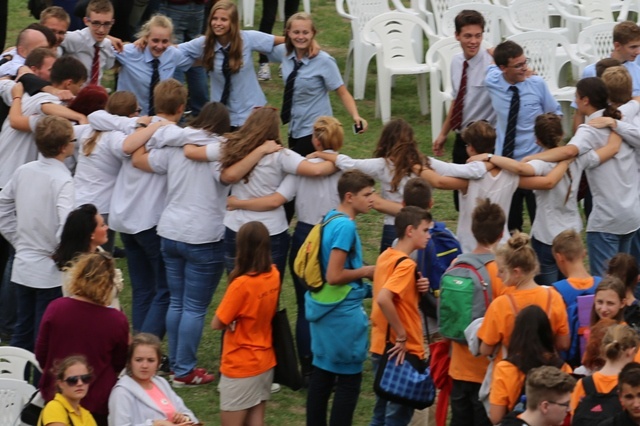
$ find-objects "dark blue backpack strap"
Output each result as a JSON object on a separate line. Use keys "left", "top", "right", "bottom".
{"left": 582, "top": 375, "right": 597, "bottom": 395}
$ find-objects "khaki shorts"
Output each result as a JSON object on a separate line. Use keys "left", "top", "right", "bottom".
{"left": 219, "top": 368, "right": 274, "bottom": 411}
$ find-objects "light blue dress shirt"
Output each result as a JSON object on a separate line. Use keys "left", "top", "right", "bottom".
{"left": 583, "top": 59, "right": 640, "bottom": 96}
{"left": 179, "top": 31, "right": 275, "bottom": 127}
{"left": 269, "top": 45, "right": 344, "bottom": 138}
{"left": 485, "top": 65, "right": 562, "bottom": 160}
{"left": 115, "top": 44, "right": 193, "bottom": 115}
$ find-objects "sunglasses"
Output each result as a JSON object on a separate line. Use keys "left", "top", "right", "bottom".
{"left": 63, "top": 374, "right": 93, "bottom": 386}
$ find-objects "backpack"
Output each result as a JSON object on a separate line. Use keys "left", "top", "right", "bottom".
{"left": 438, "top": 253, "right": 493, "bottom": 343}
{"left": 572, "top": 375, "right": 622, "bottom": 426}
{"left": 293, "top": 212, "right": 347, "bottom": 292}
{"left": 552, "top": 277, "right": 601, "bottom": 367}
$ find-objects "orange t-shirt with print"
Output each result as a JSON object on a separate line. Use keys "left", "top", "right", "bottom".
{"left": 449, "top": 260, "right": 509, "bottom": 383}
{"left": 370, "top": 248, "right": 425, "bottom": 359}
{"left": 216, "top": 265, "right": 280, "bottom": 378}
{"left": 490, "top": 360, "right": 572, "bottom": 410}
{"left": 477, "top": 286, "right": 569, "bottom": 365}
{"left": 570, "top": 372, "right": 619, "bottom": 414}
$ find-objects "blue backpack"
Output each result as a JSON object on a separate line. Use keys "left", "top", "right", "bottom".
{"left": 552, "top": 276, "right": 601, "bottom": 367}
{"left": 416, "top": 222, "right": 462, "bottom": 319}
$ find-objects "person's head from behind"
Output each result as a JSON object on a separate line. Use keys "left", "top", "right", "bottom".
{"left": 53, "top": 204, "right": 109, "bottom": 269}
{"left": 535, "top": 113, "right": 564, "bottom": 150}
{"left": 230, "top": 221, "right": 273, "bottom": 282}
{"left": 24, "top": 47, "right": 57, "bottom": 81}
{"left": 50, "top": 55, "right": 87, "bottom": 94}
{"left": 595, "top": 57, "right": 622, "bottom": 78}
{"left": 461, "top": 120, "right": 495, "bottom": 155}
{"left": 495, "top": 232, "right": 539, "bottom": 286}
{"left": 394, "top": 206, "right": 432, "bottom": 250}
{"left": 284, "top": 12, "right": 317, "bottom": 56}
{"left": 494, "top": 40, "right": 527, "bottom": 84}
{"left": 189, "top": 102, "right": 230, "bottom": 135}
{"left": 576, "top": 77, "right": 621, "bottom": 120}
{"left": 153, "top": 78, "right": 187, "bottom": 117}
{"left": 402, "top": 177, "right": 432, "bottom": 210}
{"left": 524, "top": 366, "right": 576, "bottom": 424}
{"left": 106, "top": 91, "right": 140, "bottom": 117}
{"left": 26, "top": 23, "right": 56, "bottom": 50}
{"left": 602, "top": 66, "right": 633, "bottom": 106}
{"left": 552, "top": 229, "right": 585, "bottom": 272}
{"left": 613, "top": 21, "right": 640, "bottom": 63}
{"left": 15, "top": 28, "right": 49, "bottom": 59}
{"left": 40, "top": 6, "right": 70, "bottom": 48}
{"left": 312, "top": 116, "right": 343, "bottom": 152}
{"left": 68, "top": 85, "right": 109, "bottom": 116}
{"left": 607, "top": 253, "right": 639, "bottom": 300}
{"left": 52, "top": 355, "right": 93, "bottom": 404}
{"left": 583, "top": 318, "right": 618, "bottom": 371}
{"left": 83, "top": 0, "right": 115, "bottom": 43}
{"left": 454, "top": 10, "right": 485, "bottom": 59}
{"left": 591, "top": 276, "right": 627, "bottom": 325}
{"left": 35, "top": 115, "right": 74, "bottom": 159}
{"left": 66, "top": 252, "right": 115, "bottom": 306}
{"left": 601, "top": 324, "right": 639, "bottom": 364}
{"left": 337, "top": 170, "right": 375, "bottom": 214}
{"left": 471, "top": 198, "right": 505, "bottom": 247}
{"left": 619, "top": 362, "right": 640, "bottom": 422}
{"left": 126, "top": 333, "right": 162, "bottom": 381}
{"left": 137, "top": 14, "right": 173, "bottom": 59}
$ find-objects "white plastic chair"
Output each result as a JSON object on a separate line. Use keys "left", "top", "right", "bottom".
{"left": 362, "top": 11, "right": 432, "bottom": 123}
{"left": 425, "top": 0, "right": 492, "bottom": 36}
{"left": 440, "top": 3, "right": 519, "bottom": 46}
{"left": 576, "top": 22, "right": 616, "bottom": 75}
{"left": 426, "top": 37, "right": 493, "bottom": 141}
{"left": 337, "top": 0, "right": 423, "bottom": 100}
{"left": 0, "top": 378, "right": 36, "bottom": 426}
{"left": 0, "top": 347, "right": 42, "bottom": 381}
{"left": 508, "top": 0, "right": 594, "bottom": 41}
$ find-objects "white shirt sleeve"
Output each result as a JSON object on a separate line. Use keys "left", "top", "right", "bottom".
{"left": 55, "top": 181, "right": 74, "bottom": 241}
{"left": 0, "top": 177, "right": 17, "bottom": 245}
{"left": 429, "top": 157, "right": 487, "bottom": 179}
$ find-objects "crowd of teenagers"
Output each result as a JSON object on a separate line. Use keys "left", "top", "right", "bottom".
{"left": 5, "top": 0, "right": 640, "bottom": 426}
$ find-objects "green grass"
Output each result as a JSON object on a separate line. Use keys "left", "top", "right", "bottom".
{"left": 4, "top": 0, "right": 464, "bottom": 423}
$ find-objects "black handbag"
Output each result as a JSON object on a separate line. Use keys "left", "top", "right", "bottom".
{"left": 21, "top": 390, "right": 45, "bottom": 426}
{"left": 271, "top": 285, "right": 303, "bottom": 391}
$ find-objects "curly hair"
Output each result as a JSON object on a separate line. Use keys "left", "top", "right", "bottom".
{"left": 66, "top": 252, "right": 116, "bottom": 306}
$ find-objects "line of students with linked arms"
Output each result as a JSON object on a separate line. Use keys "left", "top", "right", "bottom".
{"left": 5, "top": 3, "right": 640, "bottom": 426}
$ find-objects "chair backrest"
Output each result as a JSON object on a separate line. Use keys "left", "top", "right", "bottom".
{"left": 0, "top": 378, "right": 36, "bottom": 426}
{"left": 0, "top": 347, "right": 42, "bottom": 381}
{"left": 509, "top": 0, "right": 553, "bottom": 30}
{"left": 429, "top": 0, "right": 491, "bottom": 35}
{"left": 343, "top": 0, "right": 393, "bottom": 33}
{"left": 579, "top": 0, "right": 615, "bottom": 21}
{"left": 507, "top": 31, "right": 576, "bottom": 91}
{"left": 363, "top": 11, "right": 434, "bottom": 65}
{"left": 577, "top": 22, "right": 615, "bottom": 66}
{"left": 440, "top": 3, "right": 515, "bottom": 46}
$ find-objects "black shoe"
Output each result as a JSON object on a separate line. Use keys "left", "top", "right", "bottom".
{"left": 158, "top": 355, "right": 171, "bottom": 377}
{"left": 112, "top": 247, "right": 126, "bottom": 259}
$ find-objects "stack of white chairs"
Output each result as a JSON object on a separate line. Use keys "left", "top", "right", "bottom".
{"left": 440, "top": 3, "right": 519, "bottom": 46}
{"left": 0, "top": 347, "right": 42, "bottom": 426}
{"left": 576, "top": 22, "right": 616, "bottom": 76}
{"left": 413, "top": 0, "right": 492, "bottom": 36}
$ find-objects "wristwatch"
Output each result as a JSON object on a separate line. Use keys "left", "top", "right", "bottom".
{"left": 486, "top": 153, "right": 493, "bottom": 162}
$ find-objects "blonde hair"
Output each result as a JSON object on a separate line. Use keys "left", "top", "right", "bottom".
{"left": 83, "top": 91, "right": 138, "bottom": 156}
{"left": 285, "top": 12, "right": 317, "bottom": 55}
{"left": 66, "top": 252, "right": 116, "bottom": 306}
{"left": 551, "top": 229, "right": 584, "bottom": 262}
{"left": 136, "top": 14, "right": 174, "bottom": 41}
{"left": 602, "top": 66, "right": 632, "bottom": 106}
{"left": 602, "top": 324, "right": 638, "bottom": 361}
{"left": 313, "top": 116, "right": 343, "bottom": 151}
{"left": 153, "top": 79, "right": 187, "bottom": 115}
{"left": 495, "top": 232, "right": 539, "bottom": 280}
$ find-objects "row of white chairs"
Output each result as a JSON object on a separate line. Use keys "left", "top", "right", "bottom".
{"left": 0, "top": 346, "right": 42, "bottom": 426}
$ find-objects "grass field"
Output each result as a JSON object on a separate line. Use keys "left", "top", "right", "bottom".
{"left": 4, "top": 0, "right": 499, "bottom": 423}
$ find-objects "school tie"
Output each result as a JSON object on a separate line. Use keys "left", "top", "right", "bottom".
{"left": 148, "top": 58, "right": 160, "bottom": 116}
{"left": 220, "top": 47, "right": 231, "bottom": 105}
{"left": 449, "top": 60, "right": 468, "bottom": 131}
{"left": 281, "top": 59, "right": 303, "bottom": 125}
{"left": 90, "top": 43, "right": 100, "bottom": 86}
{"left": 503, "top": 85, "right": 519, "bottom": 159}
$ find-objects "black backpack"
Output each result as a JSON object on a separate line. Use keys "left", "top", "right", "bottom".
{"left": 572, "top": 375, "right": 622, "bottom": 426}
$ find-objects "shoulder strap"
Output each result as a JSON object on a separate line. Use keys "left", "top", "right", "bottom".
{"left": 385, "top": 256, "right": 411, "bottom": 343}
{"left": 506, "top": 293, "right": 519, "bottom": 316}
{"left": 582, "top": 375, "right": 597, "bottom": 396}
{"left": 545, "top": 287, "right": 553, "bottom": 316}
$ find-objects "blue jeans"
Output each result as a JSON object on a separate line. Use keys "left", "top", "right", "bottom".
{"left": 587, "top": 230, "right": 635, "bottom": 277}
{"left": 289, "top": 221, "right": 314, "bottom": 360}
{"left": 162, "top": 238, "right": 224, "bottom": 377}
{"left": 224, "top": 227, "right": 290, "bottom": 283}
{"left": 369, "top": 354, "right": 415, "bottom": 426}
{"left": 380, "top": 224, "right": 396, "bottom": 254}
{"left": 160, "top": 2, "right": 208, "bottom": 116}
{"left": 307, "top": 366, "right": 362, "bottom": 426}
{"left": 121, "top": 228, "right": 169, "bottom": 338}
{"left": 11, "top": 284, "right": 61, "bottom": 352}
{"left": 532, "top": 237, "right": 564, "bottom": 286}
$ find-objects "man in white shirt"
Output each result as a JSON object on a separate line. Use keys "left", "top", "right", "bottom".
{"left": 0, "top": 115, "right": 75, "bottom": 355}
{"left": 0, "top": 28, "right": 49, "bottom": 78}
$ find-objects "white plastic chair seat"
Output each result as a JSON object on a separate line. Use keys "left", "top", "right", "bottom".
{"left": 0, "top": 378, "right": 36, "bottom": 426}
{"left": 0, "top": 347, "right": 42, "bottom": 381}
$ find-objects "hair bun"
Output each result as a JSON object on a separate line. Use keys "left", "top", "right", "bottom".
{"left": 508, "top": 232, "right": 531, "bottom": 250}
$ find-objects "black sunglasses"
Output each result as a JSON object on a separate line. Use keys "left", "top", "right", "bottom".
{"left": 63, "top": 374, "right": 93, "bottom": 385}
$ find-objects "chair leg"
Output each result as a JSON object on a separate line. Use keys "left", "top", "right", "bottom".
{"left": 417, "top": 73, "right": 429, "bottom": 116}
{"left": 377, "top": 69, "right": 392, "bottom": 124}
{"left": 353, "top": 44, "right": 368, "bottom": 100}
{"left": 344, "top": 41, "right": 353, "bottom": 91}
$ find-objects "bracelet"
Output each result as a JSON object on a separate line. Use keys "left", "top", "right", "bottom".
{"left": 395, "top": 338, "right": 407, "bottom": 343}
{"left": 13, "top": 97, "right": 21, "bottom": 100}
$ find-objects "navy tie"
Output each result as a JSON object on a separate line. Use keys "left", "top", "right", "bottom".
{"left": 281, "top": 59, "right": 303, "bottom": 124}
{"left": 148, "top": 58, "right": 160, "bottom": 115}
{"left": 503, "top": 85, "right": 519, "bottom": 159}
{"left": 220, "top": 47, "right": 231, "bottom": 105}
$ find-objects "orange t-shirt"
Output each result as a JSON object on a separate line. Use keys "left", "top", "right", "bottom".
{"left": 490, "top": 360, "right": 572, "bottom": 410}
{"left": 566, "top": 276, "right": 599, "bottom": 290}
{"left": 477, "top": 286, "right": 570, "bottom": 366}
{"left": 370, "top": 248, "right": 425, "bottom": 359}
{"left": 449, "top": 260, "right": 508, "bottom": 383}
{"left": 570, "top": 372, "right": 619, "bottom": 414}
{"left": 215, "top": 265, "right": 280, "bottom": 378}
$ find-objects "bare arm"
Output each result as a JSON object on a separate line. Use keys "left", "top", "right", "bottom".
{"left": 377, "top": 288, "right": 407, "bottom": 365}
{"left": 184, "top": 144, "right": 208, "bottom": 161}
{"left": 518, "top": 159, "right": 571, "bottom": 190}
{"left": 595, "top": 130, "right": 622, "bottom": 163}
{"left": 555, "top": 333, "right": 570, "bottom": 352}
{"left": 335, "top": 85, "right": 367, "bottom": 133}
{"left": 325, "top": 248, "right": 375, "bottom": 286}
{"left": 220, "top": 140, "right": 283, "bottom": 184}
{"left": 41, "top": 103, "right": 88, "bottom": 124}
{"left": 372, "top": 193, "right": 402, "bottom": 216}
{"left": 211, "top": 315, "right": 225, "bottom": 330}
{"left": 419, "top": 168, "right": 468, "bottom": 191}
{"left": 227, "top": 193, "right": 287, "bottom": 211}
{"left": 131, "top": 146, "right": 153, "bottom": 172}
{"left": 522, "top": 145, "right": 578, "bottom": 163}
{"left": 468, "top": 153, "right": 535, "bottom": 176}
{"left": 122, "top": 120, "right": 170, "bottom": 154}
{"left": 432, "top": 102, "right": 455, "bottom": 156}
{"left": 489, "top": 404, "right": 507, "bottom": 425}
{"left": 308, "top": 151, "right": 338, "bottom": 162}
{"left": 479, "top": 341, "right": 496, "bottom": 357}
{"left": 296, "top": 159, "right": 337, "bottom": 177}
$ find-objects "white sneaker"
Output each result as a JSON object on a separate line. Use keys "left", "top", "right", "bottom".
{"left": 270, "top": 383, "right": 281, "bottom": 393}
{"left": 258, "top": 63, "right": 271, "bottom": 81}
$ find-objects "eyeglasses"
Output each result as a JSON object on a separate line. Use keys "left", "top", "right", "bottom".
{"left": 86, "top": 19, "right": 114, "bottom": 29}
{"left": 547, "top": 400, "right": 571, "bottom": 409}
{"left": 508, "top": 59, "right": 528, "bottom": 69}
{"left": 63, "top": 374, "right": 93, "bottom": 386}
